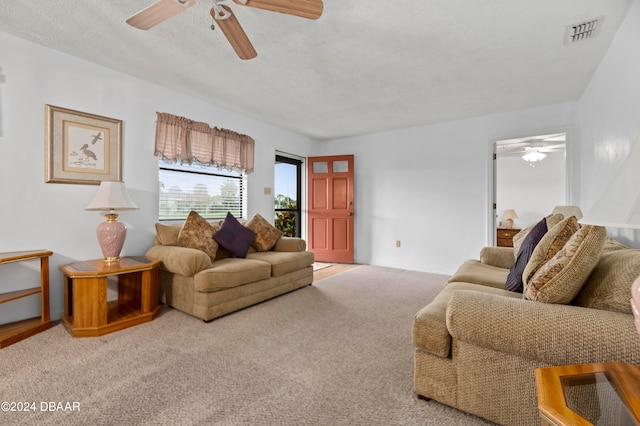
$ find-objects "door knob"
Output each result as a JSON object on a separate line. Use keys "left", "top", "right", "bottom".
{"left": 348, "top": 212, "right": 353, "bottom": 216}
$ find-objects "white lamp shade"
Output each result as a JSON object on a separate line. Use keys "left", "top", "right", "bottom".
{"left": 85, "top": 181, "right": 139, "bottom": 211}
{"left": 502, "top": 209, "right": 518, "bottom": 220}
{"left": 552, "top": 206, "right": 583, "bottom": 220}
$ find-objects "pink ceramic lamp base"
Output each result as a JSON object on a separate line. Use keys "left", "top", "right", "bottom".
{"left": 96, "top": 213, "right": 127, "bottom": 262}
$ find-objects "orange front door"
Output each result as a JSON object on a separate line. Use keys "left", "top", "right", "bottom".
{"left": 307, "top": 155, "right": 354, "bottom": 263}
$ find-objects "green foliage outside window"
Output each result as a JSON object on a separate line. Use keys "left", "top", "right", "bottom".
{"left": 275, "top": 194, "right": 297, "bottom": 237}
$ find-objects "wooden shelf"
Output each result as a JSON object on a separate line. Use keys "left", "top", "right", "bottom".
{"left": 0, "top": 317, "right": 51, "bottom": 349}
{"left": 0, "top": 287, "right": 41, "bottom": 304}
{"left": 0, "top": 250, "right": 52, "bottom": 348}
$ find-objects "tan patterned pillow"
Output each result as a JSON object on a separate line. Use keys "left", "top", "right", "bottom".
{"left": 545, "top": 213, "right": 565, "bottom": 231}
{"left": 512, "top": 224, "right": 535, "bottom": 259}
{"left": 523, "top": 216, "right": 580, "bottom": 287}
{"left": 524, "top": 225, "right": 606, "bottom": 304}
{"left": 512, "top": 214, "right": 564, "bottom": 259}
{"left": 574, "top": 247, "right": 640, "bottom": 314}
{"left": 245, "top": 213, "right": 281, "bottom": 252}
{"left": 177, "top": 211, "right": 218, "bottom": 262}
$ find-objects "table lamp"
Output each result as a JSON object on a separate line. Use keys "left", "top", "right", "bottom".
{"left": 85, "top": 181, "right": 139, "bottom": 263}
{"left": 502, "top": 209, "right": 518, "bottom": 229}
{"left": 552, "top": 205, "right": 583, "bottom": 220}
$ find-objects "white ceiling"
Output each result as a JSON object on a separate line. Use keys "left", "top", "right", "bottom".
{"left": 0, "top": 0, "right": 633, "bottom": 141}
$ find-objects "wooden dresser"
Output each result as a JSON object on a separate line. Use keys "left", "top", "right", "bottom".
{"left": 497, "top": 228, "right": 521, "bottom": 247}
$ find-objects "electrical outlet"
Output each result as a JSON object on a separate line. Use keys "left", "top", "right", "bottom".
{"left": 396, "top": 240, "right": 401, "bottom": 248}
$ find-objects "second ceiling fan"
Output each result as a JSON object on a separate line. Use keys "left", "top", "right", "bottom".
{"left": 127, "top": 0, "right": 323, "bottom": 60}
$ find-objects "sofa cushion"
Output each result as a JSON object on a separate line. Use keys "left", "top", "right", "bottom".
{"left": 524, "top": 225, "right": 606, "bottom": 304}
{"left": 272, "top": 236, "right": 307, "bottom": 252}
{"left": 505, "top": 217, "right": 548, "bottom": 293}
{"left": 523, "top": 216, "right": 580, "bottom": 286}
{"left": 245, "top": 213, "right": 282, "bottom": 252}
{"left": 146, "top": 244, "right": 212, "bottom": 277}
{"left": 448, "top": 259, "right": 509, "bottom": 289}
{"left": 247, "top": 251, "right": 314, "bottom": 277}
{"left": 193, "top": 258, "right": 271, "bottom": 292}
{"left": 213, "top": 212, "right": 256, "bottom": 258}
{"left": 478, "top": 246, "right": 515, "bottom": 269}
{"left": 574, "top": 246, "right": 640, "bottom": 314}
{"left": 177, "top": 211, "right": 219, "bottom": 262}
{"left": 155, "top": 223, "right": 182, "bottom": 246}
{"left": 412, "top": 282, "right": 519, "bottom": 358}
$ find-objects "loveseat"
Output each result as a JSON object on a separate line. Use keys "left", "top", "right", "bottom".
{"left": 146, "top": 212, "right": 314, "bottom": 321}
{"left": 412, "top": 215, "right": 640, "bottom": 425}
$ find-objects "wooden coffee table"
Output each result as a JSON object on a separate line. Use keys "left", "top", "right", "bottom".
{"left": 60, "top": 256, "right": 161, "bottom": 337}
{"left": 535, "top": 361, "right": 640, "bottom": 425}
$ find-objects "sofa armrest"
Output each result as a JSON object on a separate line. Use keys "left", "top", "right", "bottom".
{"left": 272, "top": 236, "right": 306, "bottom": 252}
{"left": 145, "top": 245, "right": 212, "bottom": 277}
{"left": 479, "top": 246, "right": 515, "bottom": 269}
{"left": 446, "top": 290, "right": 640, "bottom": 366}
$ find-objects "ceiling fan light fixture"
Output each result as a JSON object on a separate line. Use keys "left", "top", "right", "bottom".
{"left": 522, "top": 150, "right": 546, "bottom": 163}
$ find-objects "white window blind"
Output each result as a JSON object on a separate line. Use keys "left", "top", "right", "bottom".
{"left": 159, "top": 159, "right": 246, "bottom": 221}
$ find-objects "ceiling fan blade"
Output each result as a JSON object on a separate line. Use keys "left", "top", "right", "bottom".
{"left": 212, "top": 5, "right": 257, "bottom": 60}
{"left": 232, "top": 0, "right": 323, "bottom": 20}
{"left": 127, "top": 0, "right": 196, "bottom": 30}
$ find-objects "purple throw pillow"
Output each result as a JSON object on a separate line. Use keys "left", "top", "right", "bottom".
{"left": 505, "top": 218, "right": 548, "bottom": 293}
{"left": 213, "top": 212, "right": 256, "bottom": 258}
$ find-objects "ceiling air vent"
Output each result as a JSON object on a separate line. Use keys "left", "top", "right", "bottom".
{"left": 564, "top": 17, "right": 603, "bottom": 44}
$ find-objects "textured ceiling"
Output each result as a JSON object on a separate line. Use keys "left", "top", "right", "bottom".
{"left": 0, "top": 0, "right": 633, "bottom": 141}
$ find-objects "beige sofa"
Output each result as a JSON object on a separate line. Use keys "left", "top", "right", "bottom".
{"left": 145, "top": 218, "right": 314, "bottom": 321}
{"left": 412, "top": 217, "right": 640, "bottom": 425}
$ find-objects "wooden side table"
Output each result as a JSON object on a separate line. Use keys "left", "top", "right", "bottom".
{"left": 60, "top": 256, "right": 161, "bottom": 337}
{"left": 497, "top": 227, "right": 521, "bottom": 247}
{"left": 535, "top": 362, "right": 640, "bottom": 425}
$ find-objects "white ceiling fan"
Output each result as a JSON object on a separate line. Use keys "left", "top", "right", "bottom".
{"left": 126, "top": 0, "right": 323, "bottom": 60}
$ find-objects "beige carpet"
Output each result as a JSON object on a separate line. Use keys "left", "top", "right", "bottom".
{"left": 1, "top": 265, "right": 493, "bottom": 426}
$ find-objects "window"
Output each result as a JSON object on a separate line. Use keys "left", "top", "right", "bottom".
{"left": 274, "top": 154, "right": 302, "bottom": 237}
{"left": 159, "top": 159, "right": 246, "bottom": 221}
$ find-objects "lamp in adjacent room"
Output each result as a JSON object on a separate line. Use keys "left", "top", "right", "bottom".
{"left": 502, "top": 209, "right": 518, "bottom": 229}
{"left": 85, "top": 181, "right": 139, "bottom": 263}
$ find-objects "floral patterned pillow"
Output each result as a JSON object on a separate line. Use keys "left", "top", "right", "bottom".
{"left": 524, "top": 225, "right": 606, "bottom": 304}
{"left": 523, "top": 216, "right": 580, "bottom": 289}
{"left": 245, "top": 213, "right": 282, "bottom": 252}
{"left": 177, "top": 211, "right": 218, "bottom": 262}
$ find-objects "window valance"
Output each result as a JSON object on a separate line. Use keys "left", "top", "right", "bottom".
{"left": 154, "top": 112, "right": 255, "bottom": 173}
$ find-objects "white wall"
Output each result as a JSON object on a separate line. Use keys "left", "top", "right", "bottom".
{"left": 313, "top": 103, "right": 577, "bottom": 275}
{"left": 576, "top": 0, "right": 640, "bottom": 247}
{"left": 496, "top": 150, "right": 566, "bottom": 229}
{"left": 0, "top": 31, "right": 314, "bottom": 322}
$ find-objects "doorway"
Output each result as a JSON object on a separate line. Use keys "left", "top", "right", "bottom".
{"left": 307, "top": 155, "right": 355, "bottom": 263}
{"left": 274, "top": 154, "right": 302, "bottom": 237}
{"left": 493, "top": 132, "right": 567, "bottom": 244}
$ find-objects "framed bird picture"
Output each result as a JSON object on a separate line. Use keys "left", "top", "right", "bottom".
{"left": 45, "top": 105, "right": 122, "bottom": 184}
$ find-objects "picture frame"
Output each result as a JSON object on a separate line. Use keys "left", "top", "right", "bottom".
{"left": 45, "top": 104, "right": 122, "bottom": 185}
